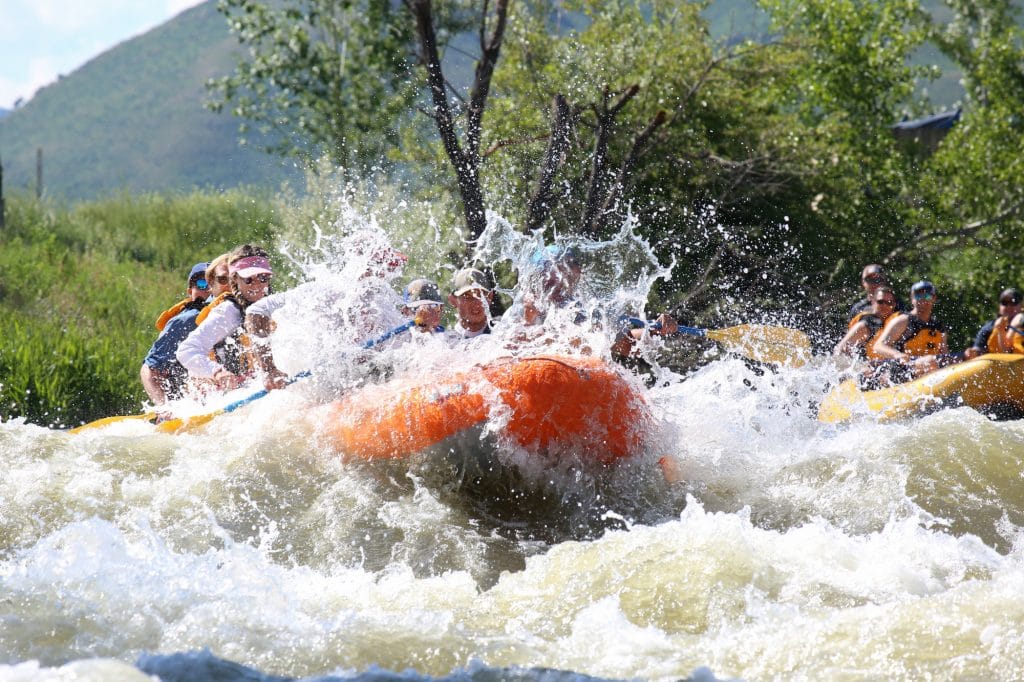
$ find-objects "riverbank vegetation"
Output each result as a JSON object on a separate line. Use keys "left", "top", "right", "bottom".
{"left": 0, "top": 192, "right": 278, "bottom": 425}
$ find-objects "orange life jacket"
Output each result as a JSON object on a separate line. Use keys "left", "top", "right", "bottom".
{"left": 1009, "top": 318, "right": 1024, "bottom": 355}
{"left": 861, "top": 315, "right": 890, "bottom": 360}
{"left": 986, "top": 316, "right": 1011, "bottom": 354}
{"left": 194, "top": 292, "right": 233, "bottom": 325}
{"left": 893, "top": 314, "right": 946, "bottom": 357}
{"left": 848, "top": 309, "right": 872, "bottom": 330}
{"left": 155, "top": 297, "right": 191, "bottom": 331}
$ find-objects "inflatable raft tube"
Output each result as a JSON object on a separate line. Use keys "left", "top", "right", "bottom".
{"left": 818, "top": 353, "right": 1024, "bottom": 423}
{"left": 321, "top": 355, "right": 652, "bottom": 463}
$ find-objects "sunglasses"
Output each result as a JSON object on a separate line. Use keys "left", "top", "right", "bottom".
{"left": 863, "top": 275, "right": 885, "bottom": 284}
{"left": 193, "top": 278, "right": 208, "bottom": 290}
{"left": 1000, "top": 298, "right": 1021, "bottom": 306}
{"left": 213, "top": 275, "right": 230, "bottom": 285}
{"left": 242, "top": 274, "right": 272, "bottom": 285}
{"left": 875, "top": 298, "right": 896, "bottom": 306}
{"left": 913, "top": 291, "right": 934, "bottom": 300}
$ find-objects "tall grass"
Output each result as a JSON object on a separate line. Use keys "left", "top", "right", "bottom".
{"left": 0, "top": 190, "right": 280, "bottom": 426}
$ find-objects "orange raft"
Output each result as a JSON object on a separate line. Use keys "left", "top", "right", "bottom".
{"left": 321, "top": 355, "right": 652, "bottom": 464}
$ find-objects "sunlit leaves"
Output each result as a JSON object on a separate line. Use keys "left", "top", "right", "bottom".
{"left": 207, "top": 0, "right": 420, "bottom": 169}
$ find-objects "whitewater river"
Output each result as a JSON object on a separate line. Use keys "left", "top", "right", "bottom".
{"left": 3, "top": 342, "right": 1024, "bottom": 682}
{"left": 3, "top": 221, "right": 1024, "bottom": 681}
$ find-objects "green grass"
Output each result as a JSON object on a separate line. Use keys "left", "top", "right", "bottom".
{"left": 0, "top": 191, "right": 279, "bottom": 426}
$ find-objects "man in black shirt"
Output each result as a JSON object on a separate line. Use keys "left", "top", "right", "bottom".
{"left": 849, "top": 264, "right": 904, "bottom": 322}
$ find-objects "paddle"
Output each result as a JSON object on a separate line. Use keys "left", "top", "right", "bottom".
{"left": 625, "top": 317, "right": 811, "bottom": 366}
{"left": 155, "top": 319, "right": 418, "bottom": 434}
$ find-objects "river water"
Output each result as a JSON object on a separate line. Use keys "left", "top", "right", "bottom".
{"left": 3, "top": 229, "right": 1024, "bottom": 681}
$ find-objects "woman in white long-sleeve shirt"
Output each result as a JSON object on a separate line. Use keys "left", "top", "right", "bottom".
{"left": 176, "top": 244, "right": 274, "bottom": 391}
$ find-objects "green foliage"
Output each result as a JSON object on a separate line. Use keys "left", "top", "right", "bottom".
{"left": 0, "top": 192, "right": 280, "bottom": 426}
{"left": 208, "top": 0, "right": 460, "bottom": 169}
{"left": 4, "top": 0, "right": 1024, "bottom": 416}
{"left": 484, "top": 1, "right": 830, "bottom": 321}
{"left": 0, "top": 314, "right": 134, "bottom": 427}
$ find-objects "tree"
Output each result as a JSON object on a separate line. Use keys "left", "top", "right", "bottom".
{"left": 207, "top": 0, "right": 424, "bottom": 168}
{"left": 404, "top": 0, "right": 509, "bottom": 242}
{"left": 485, "top": 0, "right": 852, "bottom": 319}
{"left": 756, "top": 0, "right": 933, "bottom": 293}
{"left": 904, "top": 0, "right": 1024, "bottom": 339}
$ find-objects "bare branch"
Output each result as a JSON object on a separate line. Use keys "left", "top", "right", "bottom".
{"left": 407, "top": 0, "right": 487, "bottom": 239}
{"left": 482, "top": 133, "right": 551, "bottom": 159}
{"left": 407, "top": 0, "right": 463, "bottom": 165}
{"left": 466, "top": 0, "right": 509, "bottom": 156}
{"left": 675, "top": 242, "right": 728, "bottom": 310}
{"left": 593, "top": 110, "right": 669, "bottom": 234}
{"left": 526, "top": 94, "right": 574, "bottom": 232}
{"left": 610, "top": 84, "right": 641, "bottom": 116}
{"left": 882, "top": 197, "right": 1024, "bottom": 262}
{"left": 416, "top": 105, "right": 439, "bottom": 120}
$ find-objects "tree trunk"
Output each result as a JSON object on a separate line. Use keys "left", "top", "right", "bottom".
{"left": 526, "top": 94, "right": 573, "bottom": 232}
{"left": 407, "top": 0, "right": 508, "bottom": 244}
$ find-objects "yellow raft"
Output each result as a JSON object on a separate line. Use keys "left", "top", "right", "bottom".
{"left": 818, "top": 353, "right": 1024, "bottom": 423}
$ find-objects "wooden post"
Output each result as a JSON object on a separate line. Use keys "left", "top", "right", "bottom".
{"left": 0, "top": 154, "right": 5, "bottom": 228}
{"left": 36, "top": 147, "right": 43, "bottom": 199}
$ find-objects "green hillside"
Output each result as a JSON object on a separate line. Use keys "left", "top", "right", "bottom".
{"left": 0, "top": 1, "right": 298, "bottom": 201}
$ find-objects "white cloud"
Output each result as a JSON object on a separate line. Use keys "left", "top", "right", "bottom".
{"left": 0, "top": 77, "right": 23, "bottom": 110}
{"left": 31, "top": 0, "right": 108, "bottom": 33}
{"left": 0, "top": 57, "right": 59, "bottom": 109}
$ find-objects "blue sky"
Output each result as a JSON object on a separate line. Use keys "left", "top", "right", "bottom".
{"left": 0, "top": 0, "right": 206, "bottom": 110}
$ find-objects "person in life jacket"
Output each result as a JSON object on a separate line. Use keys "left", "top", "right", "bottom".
{"left": 176, "top": 245, "right": 274, "bottom": 391}
{"left": 140, "top": 262, "right": 211, "bottom": 405}
{"left": 514, "top": 243, "right": 676, "bottom": 361}
{"left": 1004, "top": 290, "right": 1024, "bottom": 355}
{"left": 847, "top": 264, "right": 904, "bottom": 326}
{"left": 204, "top": 252, "right": 234, "bottom": 298}
{"left": 244, "top": 232, "right": 409, "bottom": 392}
{"left": 963, "top": 287, "right": 1022, "bottom": 359}
{"left": 401, "top": 279, "right": 446, "bottom": 335}
{"left": 872, "top": 280, "right": 955, "bottom": 382}
{"left": 153, "top": 254, "right": 232, "bottom": 332}
{"left": 447, "top": 268, "right": 501, "bottom": 340}
{"left": 834, "top": 286, "right": 898, "bottom": 360}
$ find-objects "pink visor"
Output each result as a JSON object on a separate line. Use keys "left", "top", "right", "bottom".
{"left": 230, "top": 256, "right": 273, "bottom": 278}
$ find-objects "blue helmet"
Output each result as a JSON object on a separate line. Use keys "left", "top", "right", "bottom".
{"left": 529, "top": 244, "right": 582, "bottom": 269}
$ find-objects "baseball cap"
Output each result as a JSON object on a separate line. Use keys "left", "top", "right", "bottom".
{"left": 911, "top": 280, "right": 936, "bottom": 296}
{"left": 529, "top": 244, "right": 583, "bottom": 269}
{"left": 452, "top": 268, "right": 490, "bottom": 296}
{"left": 187, "top": 262, "right": 209, "bottom": 287}
{"left": 404, "top": 279, "right": 443, "bottom": 306}
{"left": 999, "top": 288, "right": 1022, "bottom": 304}
{"left": 862, "top": 264, "right": 886, "bottom": 283}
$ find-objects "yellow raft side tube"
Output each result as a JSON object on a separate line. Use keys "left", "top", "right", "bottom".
{"left": 818, "top": 354, "right": 1024, "bottom": 423}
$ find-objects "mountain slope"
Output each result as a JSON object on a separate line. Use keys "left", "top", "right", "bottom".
{"left": 0, "top": 1, "right": 297, "bottom": 201}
